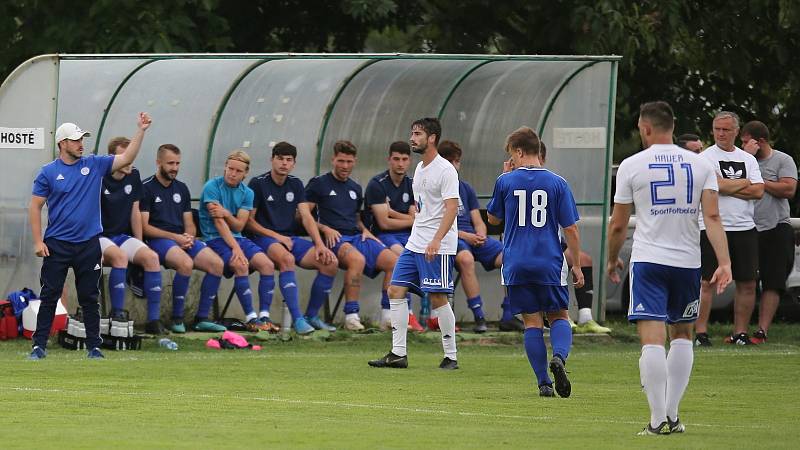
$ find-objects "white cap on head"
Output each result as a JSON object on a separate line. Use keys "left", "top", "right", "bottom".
{"left": 55, "top": 123, "right": 91, "bottom": 143}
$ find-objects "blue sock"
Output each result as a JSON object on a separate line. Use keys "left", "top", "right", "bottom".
{"left": 344, "top": 300, "right": 360, "bottom": 314}
{"left": 172, "top": 273, "right": 191, "bottom": 319}
{"left": 550, "top": 319, "right": 573, "bottom": 362}
{"left": 196, "top": 273, "right": 221, "bottom": 320}
{"left": 501, "top": 296, "right": 513, "bottom": 322}
{"left": 467, "top": 296, "right": 485, "bottom": 320}
{"left": 235, "top": 276, "right": 254, "bottom": 316}
{"left": 258, "top": 274, "right": 275, "bottom": 314}
{"left": 524, "top": 327, "right": 552, "bottom": 386}
{"left": 381, "top": 290, "right": 390, "bottom": 310}
{"left": 279, "top": 271, "right": 302, "bottom": 320}
{"left": 306, "top": 273, "right": 334, "bottom": 317}
{"left": 144, "top": 270, "right": 162, "bottom": 322}
{"left": 109, "top": 268, "right": 126, "bottom": 311}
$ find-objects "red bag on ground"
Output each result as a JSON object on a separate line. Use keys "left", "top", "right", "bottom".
{"left": 0, "top": 300, "right": 19, "bottom": 340}
{"left": 22, "top": 299, "right": 68, "bottom": 339}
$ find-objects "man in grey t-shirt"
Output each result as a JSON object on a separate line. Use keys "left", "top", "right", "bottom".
{"left": 741, "top": 120, "right": 798, "bottom": 343}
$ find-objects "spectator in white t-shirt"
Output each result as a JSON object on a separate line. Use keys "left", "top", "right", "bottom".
{"left": 695, "top": 111, "right": 764, "bottom": 346}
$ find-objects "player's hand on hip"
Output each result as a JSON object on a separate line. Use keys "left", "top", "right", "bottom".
{"left": 138, "top": 112, "right": 152, "bottom": 130}
{"left": 425, "top": 239, "right": 441, "bottom": 261}
{"left": 571, "top": 266, "right": 585, "bottom": 288}
{"left": 709, "top": 264, "right": 733, "bottom": 294}
{"left": 606, "top": 258, "right": 624, "bottom": 283}
{"left": 34, "top": 241, "right": 49, "bottom": 257}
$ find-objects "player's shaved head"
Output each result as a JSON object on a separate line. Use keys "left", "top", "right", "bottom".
{"left": 639, "top": 101, "right": 675, "bottom": 133}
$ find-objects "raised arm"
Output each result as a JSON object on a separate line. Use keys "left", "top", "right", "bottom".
{"left": 112, "top": 113, "right": 151, "bottom": 172}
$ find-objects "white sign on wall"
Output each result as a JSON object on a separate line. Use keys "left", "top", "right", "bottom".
{"left": 553, "top": 127, "right": 606, "bottom": 149}
{"left": 0, "top": 127, "right": 45, "bottom": 149}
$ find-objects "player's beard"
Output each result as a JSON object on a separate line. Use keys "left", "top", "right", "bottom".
{"left": 411, "top": 144, "right": 425, "bottom": 154}
{"left": 159, "top": 167, "right": 177, "bottom": 181}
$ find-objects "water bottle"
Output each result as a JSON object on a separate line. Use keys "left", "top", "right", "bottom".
{"left": 419, "top": 294, "right": 431, "bottom": 327}
{"left": 159, "top": 338, "right": 178, "bottom": 351}
{"left": 281, "top": 304, "right": 292, "bottom": 336}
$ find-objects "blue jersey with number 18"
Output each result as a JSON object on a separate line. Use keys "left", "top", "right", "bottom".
{"left": 487, "top": 167, "right": 579, "bottom": 286}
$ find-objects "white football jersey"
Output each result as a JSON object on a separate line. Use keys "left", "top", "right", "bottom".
{"left": 406, "top": 154, "right": 460, "bottom": 255}
{"left": 614, "top": 144, "right": 718, "bottom": 268}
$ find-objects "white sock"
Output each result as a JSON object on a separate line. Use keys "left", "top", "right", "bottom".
{"left": 640, "top": 345, "right": 667, "bottom": 428}
{"left": 345, "top": 312, "right": 360, "bottom": 321}
{"left": 245, "top": 311, "right": 258, "bottom": 321}
{"left": 435, "top": 303, "right": 457, "bottom": 360}
{"left": 666, "top": 339, "right": 694, "bottom": 420}
{"left": 390, "top": 299, "right": 409, "bottom": 357}
{"left": 577, "top": 308, "right": 593, "bottom": 324}
{"left": 259, "top": 311, "right": 270, "bottom": 319}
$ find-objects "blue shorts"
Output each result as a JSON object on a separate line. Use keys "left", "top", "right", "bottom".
{"left": 377, "top": 231, "right": 411, "bottom": 249}
{"left": 148, "top": 238, "right": 208, "bottom": 264}
{"left": 332, "top": 234, "right": 387, "bottom": 279}
{"left": 457, "top": 237, "right": 503, "bottom": 271}
{"left": 250, "top": 236, "right": 315, "bottom": 263}
{"left": 390, "top": 249, "right": 455, "bottom": 297}
{"left": 507, "top": 284, "right": 569, "bottom": 314}
{"left": 628, "top": 261, "right": 701, "bottom": 324}
{"left": 206, "top": 237, "right": 264, "bottom": 268}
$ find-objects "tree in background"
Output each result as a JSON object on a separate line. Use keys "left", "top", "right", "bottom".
{"left": 2, "top": 0, "right": 799, "bottom": 163}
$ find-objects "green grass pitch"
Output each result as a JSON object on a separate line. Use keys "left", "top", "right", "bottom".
{"left": 3, "top": 322, "right": 797, "bottom": 449}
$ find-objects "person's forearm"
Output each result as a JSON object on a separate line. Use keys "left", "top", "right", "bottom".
{"left": 606, "top": 219, "right": 627, "bottom": 263}
{"left": 717, "top": 178, "right": 750, "bottom": 195}
{"left": 215, "top": 218, "right": 240, "bottom": 249}
{"left": 29, "top": 204, "right": 43, "bottom": 245}
{"left": 731, "top": 183, "right": 764, "bottom": 200}
{"left": 433, "top": 201, "right": 458, "bottom": 242}
{"left": 246, "top": 217, "right": 282, "bottom": 239}
{"left": 764, "top": 179, "right": 797, "bottom": 199}
{"left": 300, "top": 212, "right": 326, "bottom": 247}
{"left": 224, "top": 213, "right": 247, "bottom": 233}
{"left": 563, "top": 225, "right": 581, "bottom": 270}
{"left": 131, "top": 206, "right": 143, "bottom": 241}
{"left": 143, "top": 223, "right": 180, "bottom": 241}
{"left": 377, "top": 216, "right": 414, "bottom": 230}
{"left": 116, "top": 127, "right": 146, "bottom": 167}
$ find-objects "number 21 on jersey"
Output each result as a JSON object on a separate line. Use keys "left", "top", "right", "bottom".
{"left": 514, "top": 189, "right": 547, "bottom": 227}
{"left": 649, "top": 163, "right": 693, "bottom": 205}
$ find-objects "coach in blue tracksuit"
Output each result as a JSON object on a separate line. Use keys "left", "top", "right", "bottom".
{"left": 28, "top": 113, "right": 152, "bottom": 360}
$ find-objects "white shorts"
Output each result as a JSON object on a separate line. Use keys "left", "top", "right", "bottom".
{"left": 99, "top": 234, "right": 149, "bottom": 263}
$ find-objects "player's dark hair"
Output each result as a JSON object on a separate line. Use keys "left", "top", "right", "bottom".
{"left": 505, "top": 126, "right": 542, "bottom": 156}
{"left": 107, "top": 136, "right": 130, "bottom": 155}
{"left": 437, "top": 140, "right": 462, "bottom": 162}
{"left": 741, "top": 120, "right": 770, "bottom": 141}
{"left": 333, "top": 140, "right": 358, "bottom": 156}
{"left": 676, "top": 133, "right": 701, "bottom": 149}
{"left": 539, "top": 141, "right": 547, "bottom": 164}
{"left": 157, "top": 144, "right": 181, "bottom": 159}
{"left": 388, "top": 141, "right": 410, "bottom": 156}
{"left": 411, "top": 117, "right": 442, "bottom": 146}
{"left": 639, "top": 101, "right": 675, "bottom": 132}
{"left": 272, "top": 141, "right": 297, "bottom": 158}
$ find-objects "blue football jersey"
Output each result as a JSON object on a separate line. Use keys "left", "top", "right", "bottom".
{"left": 305, "top": 172, "right": 362, "bottom": 236}
{"left": 32, "top": 154, "right": 115, "bottom": 242}
{"left": 486, "top": 167, "right": 579, "bottom": 286}
{"left": 364, "top": 170, "right": 414, "bottom": 233}
{"left": 101, "top": 167, "right": 142, "bottom": 236}
{"left": 456, "top": 180, "right": 480, "bottom": 234}
{"left": 140, "top": 175, "right": 192, "bottom": 234}
{"left": 248, "top": 172, "right": 306, "bottom": 235}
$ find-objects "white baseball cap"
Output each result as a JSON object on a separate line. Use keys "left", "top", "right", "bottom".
{"left": 55, "top": 123, "right": 91, "bottom": 143}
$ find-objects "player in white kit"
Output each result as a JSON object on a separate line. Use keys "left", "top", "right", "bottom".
{"left": 369, "top": 117, "right": 461, "bottom": 370}
{"left": 607, "top": 101, "right": 732, "bottom": 435}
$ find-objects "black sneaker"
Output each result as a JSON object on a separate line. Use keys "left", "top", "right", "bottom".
{"left": 667, "top": 416, "right": 685, "bottom": 433}
{"left": 499, "top": 317, "right": 525, "bottom": 332}
{"left": 368, "top": 352, "right": 408, "bottom": 368}
{"left": 439, "top": 357, "right": 459, "bottom": 370}
{"left": 751, "top": 329, "right": 767, "bottom": 344}
{"left": 549, "top": 356, "right": 571, "bottom": 398}
{"left": 724, "top": 332, "right": 754, "bottom": 345}
{"left": 638, "top": 421, "right": 670, "bottom": 435}
{"left": 539, "top": 384, "right": 555, "bottom": 397}
{"left": 145, "top": 320, "right": 167, "bottom": 335}
{"left": 694, "top": 332, "right": 712, "bottom": 347}
{"left": 473, "top": 318, "right": 488, "bottom": 333}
